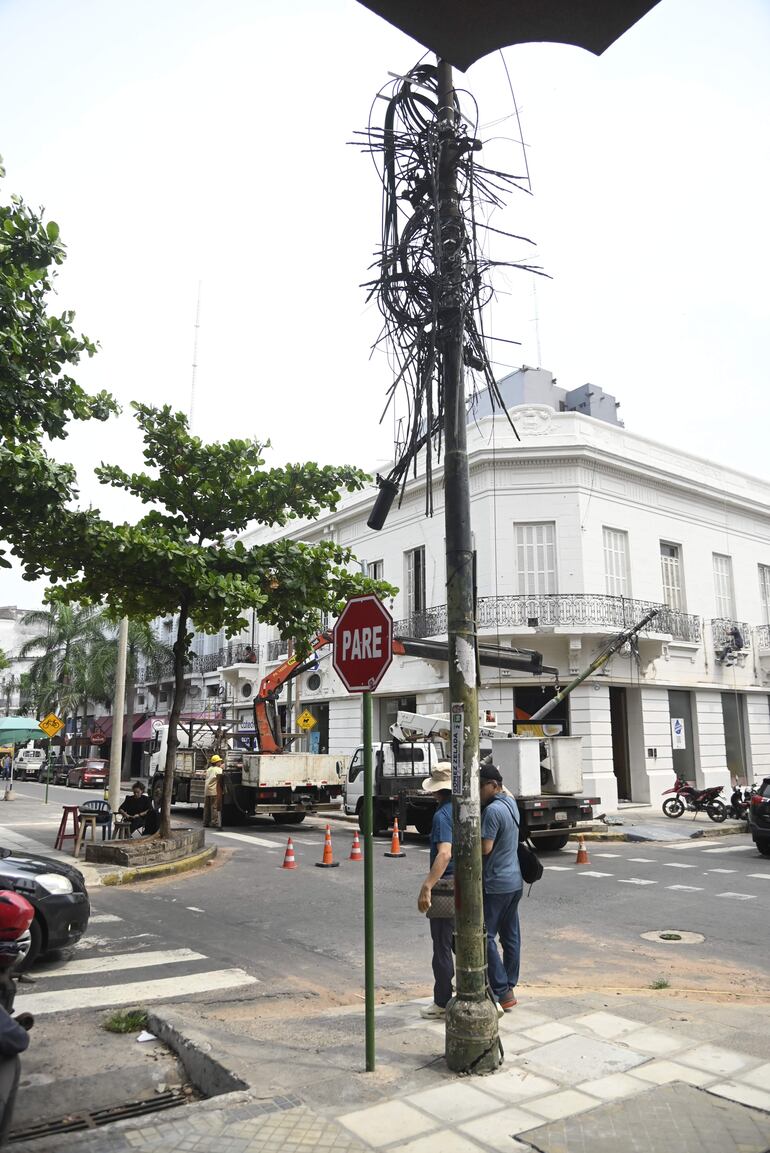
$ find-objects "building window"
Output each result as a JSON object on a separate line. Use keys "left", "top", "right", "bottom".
{"left": 603, "top": 528, "right": 630, "bottom": 597}
{"left": 367, "top": 560, "right": 384, "bottom": 581}
{"left": 760, "top": 565, "right": 770, "bottom": 625}
{"left": 713, "top": 553, "right": 735, "bottom": 618}
{"left": 206, "top": 684, "right": 220, "bottom": 698}
{"left": 660, "top": 542, "right": 685, "bottom": 612}
{"left": 514, "top": 523, "right": 557, "bottom": 595}
{"left": 404, "top": 547, "right": 426, "bottom": 616}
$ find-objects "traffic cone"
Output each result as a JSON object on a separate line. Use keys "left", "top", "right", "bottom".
{"left": 282, "top": 837, "right": 297, "bottom": 870}
{"left": 384, "top": 817, "right": 406, "bottom": 858}
{"left": 316, "top": 824, "right": 340, "bottom": 868}
{"left": 575, "top": 835, "right": 590, "bottom": 865}
{"left": 349, "top": 830, "right": 363, "bottom": 861}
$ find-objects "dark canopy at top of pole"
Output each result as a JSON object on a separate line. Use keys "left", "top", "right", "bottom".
{"left": 356, "top": 0, "right": 661, "bottom": 71}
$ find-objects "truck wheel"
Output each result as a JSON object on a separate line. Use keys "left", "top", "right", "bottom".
{"left": 221, "top": 803, "right": 245, "bottom": 827}
{"left": 273, "top": 813, "right": 306, "bottom": 825}
{"left": 358, "top": 803, "right": 388, "bottom": 835}
{"left": 533, "top": 833, "right": 570, "bottom": 852}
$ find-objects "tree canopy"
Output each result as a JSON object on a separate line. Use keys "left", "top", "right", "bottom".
{"left": 0, "top": 157, "right": 117, "bottom": 569}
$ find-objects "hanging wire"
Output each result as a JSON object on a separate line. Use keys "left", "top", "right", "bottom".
{"left": 353, "top": 62, "right": 547, "bottom": 512}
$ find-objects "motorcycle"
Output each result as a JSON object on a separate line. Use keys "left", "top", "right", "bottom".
{"left": 661, "top": 777, "right": 727, "bottom": 822}
{"left": 727, "top": 784, "right": 755, "bottom": 821}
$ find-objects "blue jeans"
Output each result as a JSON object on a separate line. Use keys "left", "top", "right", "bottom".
{"left": 484, "top": 888, "right": 523, "bottom": 1001}
{"left": 429, "top": 916, "right": 455, "bottom": 1008}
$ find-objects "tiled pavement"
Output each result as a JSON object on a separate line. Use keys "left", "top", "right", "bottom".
{"left": 18, "top": 996, "right": 770, "bottom": 1153}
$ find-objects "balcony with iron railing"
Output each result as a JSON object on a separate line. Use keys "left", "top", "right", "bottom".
{"left": 755, "top": 624, "right": 770, "bottom": 650}
{"left": 393, "top": 594, "right": 702, "bottom": 644}
{"left": 711, "top": 619, "right": 750, "bottom": 651}
{"left": 137, "top": 642, "right": 260, "bottom": 684}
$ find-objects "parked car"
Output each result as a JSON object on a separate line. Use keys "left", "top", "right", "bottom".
{"left": 0, "top": 847, "right": 90, "bottom": 968}
{"left": 50, "top": 755, "right": 78, "bottom": 786}
{"left": 748, "top": 776, "right": 770, "bottom": 856}
{"left": 13, "top": 749, "right": 46, "bottom": 781}
{"left": 66, "top": 759, "right": 108, "bottom": 790}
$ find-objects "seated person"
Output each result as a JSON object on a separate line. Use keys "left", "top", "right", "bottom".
{"left": 118, "top": 782, "right": 153, "bottom": 833}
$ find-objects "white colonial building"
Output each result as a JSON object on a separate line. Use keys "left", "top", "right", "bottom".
{"left": 138, "top": 368, "right": 770, "bottom": 812}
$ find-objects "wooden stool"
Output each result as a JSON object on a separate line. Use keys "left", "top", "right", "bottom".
{"left": 111, "top": 818, "right": 131, "bottom": 841}
{"left": 74, "top": 813, "right": 99, "bottom": 858}
{"left": 54, "top": 805, "right": 81, "bottom": 852}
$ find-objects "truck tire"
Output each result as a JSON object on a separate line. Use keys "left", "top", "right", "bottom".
{"left": 272, "top": 813, "right": 306, "bottom": 825}
{"left": 221, "top": 802, "right": 245, "bottom": 827}
{"left": 357, "top": 802, "right": 389, "bottom": 836}
{"left": 533, "top": 833, "right": 570, "bottom": 852}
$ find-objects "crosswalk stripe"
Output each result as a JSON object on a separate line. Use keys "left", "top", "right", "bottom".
{"left": 628, "top": 858, "right": 654, "bottom": 863}
{"left": 39, "top": 948, "right": 206, "bottom": 978}
{"left": 208, "top": 830, "right": 279, "bottom": 848}
{"left": 747, "top": 874, "right": 770, "bottom": 881}
{"left": 74, "top": 932, "right": 155, "bottom": 950}
{"left": 545, "top": 866, "right": 572, "bottom": 871}
{"left": 577, "top": 871, "right": 613, "bottom": 878}
{"left": 15, "top": 968, "right": 258, "bottom": 1016}
{"left": 664, "top": 862, "right": 697, "bottom": 868}
{"left": 706, "top": 868, "right": 735, "bottom": 873}
{"left": 89, "top": 914, "right": 123, "bottom": 924}
{"left": 666, "top": 885, "right": 703, "bottom": 892}
{"left": 700, "top": 845, "right": 755, "bottom": 854}
{"left": 618, "top": 878, "right": 656, "bottom": 886}
{"left": 716, "top": 891, "right": 756, "bottom": 899}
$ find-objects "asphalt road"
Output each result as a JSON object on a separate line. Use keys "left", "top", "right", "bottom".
{"left": 11, "top": 782, "right": 770, "bottom": 1015}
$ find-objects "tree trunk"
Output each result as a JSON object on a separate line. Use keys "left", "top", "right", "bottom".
{"left": 159, "top": 607, "right": 188, "bottom": 839}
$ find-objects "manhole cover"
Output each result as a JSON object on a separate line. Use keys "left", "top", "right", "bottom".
{"left": 641, "top": 929, "right": 705, "bottom": 944}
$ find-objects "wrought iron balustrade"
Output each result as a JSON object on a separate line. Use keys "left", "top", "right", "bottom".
{"left": 266, "top": 639, "right": 289, "bottom": 663}
{"left": 711, "top": 619, "right": 750, "bottom": 650}
{"left": 755, "top": 624, "right": 770, "bottom": 649}
{"left": 394, "top": 594, "right": 702, "bottom": 644}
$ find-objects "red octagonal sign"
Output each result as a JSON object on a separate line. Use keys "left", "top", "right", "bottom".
{"left": 333, "top": 595, "right": 393, "bottom": 693}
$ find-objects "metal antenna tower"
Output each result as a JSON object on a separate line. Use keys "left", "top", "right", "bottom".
{"left": 189, "top": 281, "right": 202, "bottom": 431}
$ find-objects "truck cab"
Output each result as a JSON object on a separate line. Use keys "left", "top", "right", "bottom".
{"left": 344, "top": 740, "right": 445, "bottom": 834}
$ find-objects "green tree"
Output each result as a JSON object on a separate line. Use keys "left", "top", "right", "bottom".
{"left": 48, "top": 403, "right": 395, "bottom": 836}
{"left": 19, "top": 603, "right": 109, "bottom": 731}
{"left": 0, "top": 157, "right": 116, "bottom": 569}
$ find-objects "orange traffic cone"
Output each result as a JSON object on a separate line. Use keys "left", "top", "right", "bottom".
{"left": 282, "top": 837, "right": 297, "bottom": 870}
{"left": 349, "top": 830, "right": 363, "bottom": 862}
{"left": 575, "top": 835, "right": 590, "bottom": 865}
{"left": 384, "top": 817, "right": 406, "bottom": 858}
{"left": 316, "top": 824, "right": 340, "bottom": 869}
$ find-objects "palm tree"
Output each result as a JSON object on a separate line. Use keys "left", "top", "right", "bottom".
{"left": 19, "top": 604, "right": 109, "bottom": 734}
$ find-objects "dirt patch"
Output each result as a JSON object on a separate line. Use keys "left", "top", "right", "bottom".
{"left": 530, "top": 924, "right": 770, "bottom": 1002}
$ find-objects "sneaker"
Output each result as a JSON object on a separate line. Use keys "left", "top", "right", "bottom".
{"left": 419, "top": 1003, "right": 446, "bottom": 1019}
{"left": 499, "top": 992, "right": 518, "bottom": 1011}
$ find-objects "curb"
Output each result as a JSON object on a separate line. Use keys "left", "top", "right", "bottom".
{"left": 101, "top": 845, "right": 217, "bottom": 886}
{"left": 569, "top": 822, "right": 747, "bottom": 843}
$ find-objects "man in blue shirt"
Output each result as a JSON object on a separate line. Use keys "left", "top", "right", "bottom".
{"left": 480, "top": 762, "right": 523, "bottom": 1011}
{"left": 417, "top": 761, "right": 454, "bottom": 1019}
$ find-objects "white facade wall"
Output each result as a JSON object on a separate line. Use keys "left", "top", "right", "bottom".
{"left": 746, "top": 694, "right": 770, "bottom": 780}
{"left": 693, "top": 691, "right": 729, "bottom": 791}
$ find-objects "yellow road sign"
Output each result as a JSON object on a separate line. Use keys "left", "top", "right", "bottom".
{"left": 38, "top": 712, "right": 65, "bottom": 739}
{"left": 296, "top": 709, "right": 317, "bottom": 732}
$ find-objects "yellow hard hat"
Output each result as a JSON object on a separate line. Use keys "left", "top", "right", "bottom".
{"left": 209, "top": 755, "right": 222, "bottom": 764}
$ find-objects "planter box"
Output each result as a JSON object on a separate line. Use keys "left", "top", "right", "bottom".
{"left": 85, "top": 827, "right": 205, "bottom": 867}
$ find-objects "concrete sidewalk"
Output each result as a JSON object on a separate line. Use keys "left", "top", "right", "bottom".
{"left": 13, "top": 990, "right": 770, "bottom": 1152}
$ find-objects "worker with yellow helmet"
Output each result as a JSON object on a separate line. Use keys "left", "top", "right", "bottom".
{"left": 204, "top": 754, "right": 223, "bottom": 828}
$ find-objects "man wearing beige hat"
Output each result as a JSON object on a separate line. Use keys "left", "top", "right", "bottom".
{"left": 416, "top": 761, "right": 454, "bottom": 1019}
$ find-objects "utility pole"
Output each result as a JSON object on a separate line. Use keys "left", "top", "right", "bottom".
{"left": 108, "top": 617, "right": 129, "bottom": 811}
{"left": 437, "top": 59, "right": 499, "bottom": 1073}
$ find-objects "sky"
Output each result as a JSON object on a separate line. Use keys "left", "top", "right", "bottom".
{"left": 1, "top": 0, "right": 769, "bottom": 609}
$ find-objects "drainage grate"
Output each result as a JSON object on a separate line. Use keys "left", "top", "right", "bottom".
{"left": 9, "top": 1089, "right": 187, "bottom": 1143}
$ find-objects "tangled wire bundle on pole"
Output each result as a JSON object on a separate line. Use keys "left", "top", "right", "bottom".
{"left": 355, "top": 63, "right": 544, "bottom": 512}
